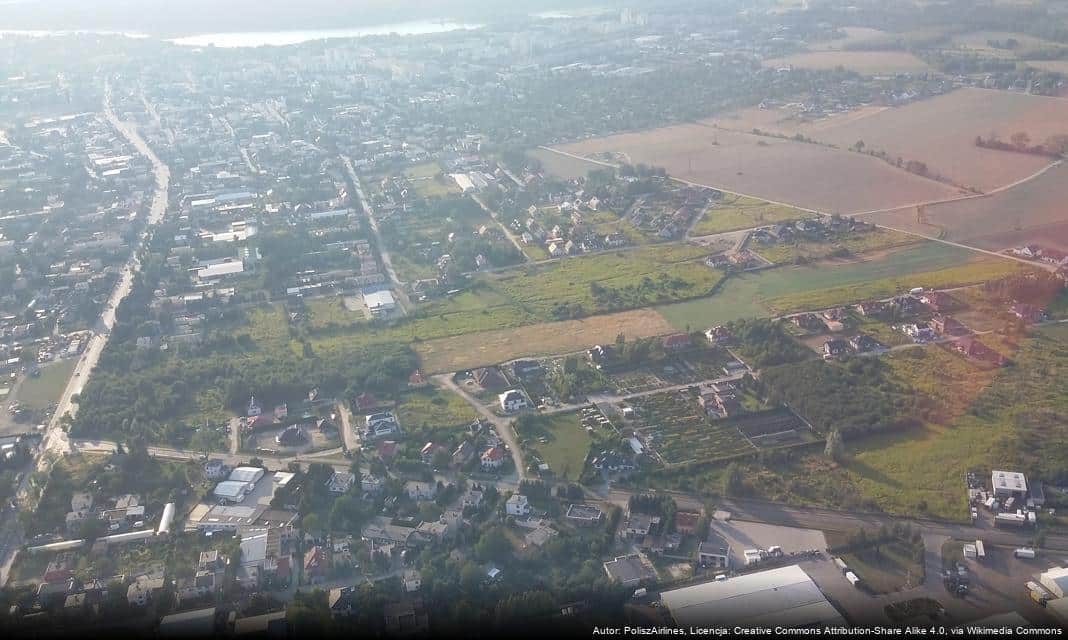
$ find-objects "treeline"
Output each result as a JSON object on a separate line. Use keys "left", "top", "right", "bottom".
{"left": 975, "top": 134, "right": 1068, "bottom": 159}
{"left": 761, "top": 358, "right": 918, "bottom": 437}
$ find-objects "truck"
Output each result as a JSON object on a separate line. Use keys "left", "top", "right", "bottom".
{"left": 845, "top": 571, "right": 862, "bottom": 588}
{"left": 833, "top": 557, "right": 849, "bottom": 573}
{"left": 909, "top": 287, "right": 924, "bottom": 295}
{"left": 1027, "top": 581, "right": 1051, "bottom": 606}
{"left": 1015, "top": 548, "right": 1036, "bottom": 559}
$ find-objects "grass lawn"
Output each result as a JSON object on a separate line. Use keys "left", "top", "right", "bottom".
{"left": 689, "top": 194, "right": 814, "bottom": 236}
{"left": 15, "top": 359, "right": 76, "bottom": 411}
{"left": 394, "top": 386, "right": 478, "bottom": 434}
{"left": 404, "top": 162, "right": 459, "bottom": 199}
{"left": 516, "top": 412, "right": 593, "bottom": 481}
{"left": 840, "top": 540, "right": 925, "bottom": 593}
{"left": 304, "top": 296, "right": 366, "bottom": 330}
{"left": 657, "top": 242, "right": 1031, "bottom": 330}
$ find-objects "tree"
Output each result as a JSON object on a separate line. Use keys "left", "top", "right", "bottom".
{"left": 824, "top": 429, "right": 845, "bottom": 462}
{"left": 1011, "top": 131, "right": 1031, "bottom": 149}
{"left": 80, "top": 517, "right": 106, "bottom": 544}
{"left": 722, "top": 463, "right": 744, "bottom": 496}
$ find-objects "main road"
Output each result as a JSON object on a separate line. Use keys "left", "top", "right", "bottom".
{"left": 1, "top": 85, "right": 172, "bottom": 585}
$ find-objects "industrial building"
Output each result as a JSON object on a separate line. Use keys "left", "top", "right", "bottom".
{"left": 660, "top": 565, "right": 845, "bottom": 628}
{"left": 991, "top": 470, "right": 1027, "bottom": 500}
{"left": 1040, "top": 567, "right": 1068, "bottom": 598}
{"left": 363, "top": 288, "right": 396, "bottom": 316}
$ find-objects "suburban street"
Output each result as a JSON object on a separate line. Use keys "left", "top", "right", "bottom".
{"left": 340, "top": 155, "right": 411, "bottom": 313}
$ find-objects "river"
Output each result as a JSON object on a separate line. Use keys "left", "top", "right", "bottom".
{"left": 1, "top": 20, "right": 482, "bottom": 48}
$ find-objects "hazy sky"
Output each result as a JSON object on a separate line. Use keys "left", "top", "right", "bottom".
{"left": 1, "top": 0, "right": 613, "bottom": 35}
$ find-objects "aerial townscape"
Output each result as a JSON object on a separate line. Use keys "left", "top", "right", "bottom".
{"left": 1, "top": 0, "right": 1068, "bottom": 636}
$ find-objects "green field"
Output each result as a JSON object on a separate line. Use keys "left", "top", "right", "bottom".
{"left": 516, "top": 412, "right": 593, "bottom": 481}
{"left": 15, "top": 359, "right": 76, "bottom": 411}
{"left": 394, "top": 386, "right": 478, "bottom": 437}
{"left": 689, "top": 194, "right": 814, "bottom": 236}
{"left": 311, "top": 244, "right": 722, "bottom": 355}
{"left": 404, "top": 162, "right": 459, "bottom": 199}
{"left": 753, "top": 228, "right": 921, "bottom": 264}
{"left": 657, "top": 242, "right": 1029, "bottom": 330}
{"left": 304, "top": 296, "right": 366, "bottom": 330}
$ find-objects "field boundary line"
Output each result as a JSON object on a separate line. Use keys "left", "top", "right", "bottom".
{"left": 535, "top": 146, "right": 1055, "bottom": 272}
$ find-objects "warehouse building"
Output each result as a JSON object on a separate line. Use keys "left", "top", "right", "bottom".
{"left": 660, "top": 564, "right": 845, "bottom": 628}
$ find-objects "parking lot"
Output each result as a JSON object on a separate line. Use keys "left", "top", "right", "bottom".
{"left": 709, "top": 520, "right": 828, "bottom": 568}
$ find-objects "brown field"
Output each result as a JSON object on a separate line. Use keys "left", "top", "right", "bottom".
{"left": 712, "top": 88, "right": 1068, "bottom": 192}
{"left": 414, "top": 308, "right": 675, "bottom": 373}
{"left": 762, "top": 51, "right": 932, "bottom": 75}
{"left": 551, "top": 125, "right": 960, "bottom": 214}
{"left": 950, "top": 30, "right": 1066, "bottom": 57}
{"left": 865, "top": 161, "right": 1068, "bottom": 252}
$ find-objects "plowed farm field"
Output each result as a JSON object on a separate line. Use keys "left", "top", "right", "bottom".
{"left": 550, "top": 126, "right": 961, "bottom": 214}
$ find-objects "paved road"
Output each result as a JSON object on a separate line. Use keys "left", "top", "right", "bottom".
{"left": 432, "top": 373, "right": 527, "bottom": 481}
{"left": 471, "top": 194, "right": 528, "bottom": 258}
{"left": 340, "top": 155, "right": 411, "bottom": 313}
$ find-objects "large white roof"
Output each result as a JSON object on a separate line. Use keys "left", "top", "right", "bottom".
{"left": 229, "top": 466, "right": 264, "bottom": 484}
{"left": 363, "top": 289, "right": 396, "bottom": 309}
{"left": 660, "top": 564, "right": 844, "bottom": 628}
{"left": 213, "top": 481, "right": 250, "bottom": 500}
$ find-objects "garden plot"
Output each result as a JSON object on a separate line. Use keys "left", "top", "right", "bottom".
{"left": 629, "top": 390, "right": 815, "bottom": 465}
{"left": 606, "top": 348, "right": 742, "bottom": 395}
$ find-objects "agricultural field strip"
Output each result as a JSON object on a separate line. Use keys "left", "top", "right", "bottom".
{"left": 536, "top": 145, "right": 1054, "bottom": 273}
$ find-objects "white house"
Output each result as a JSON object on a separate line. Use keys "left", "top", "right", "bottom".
{"left": 498, "top": 389, "right": 528, "bottom": 413}
{"left": 406, "top": 481, "right": 437, "bottom": 501}
{"left": 326, "top": 472, "right": 355, "bottom": 494}
{"left": 506, "top": 494, "right": 532, "bottom": 517}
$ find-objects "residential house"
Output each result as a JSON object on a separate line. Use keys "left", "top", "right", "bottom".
{"left": 848, "top": 334, "right": 880, "bottom": 353}
{"left": 480, "top": 445, "right": 507, "bottom": 471}
{"left": 704, "top": 325, "right": 732, "bottom": 344}
{"left": 565, "top": 504, "right": 604, "bottom": 527}
{"left": 1011, "top": 302, "right": 1045, "bottom": 323}
{"left": 361, "top": 473, "right": 384, "bottom": 495}
{"left": 506, "top": 494, "right": 532, "bottom": 517}
{"left": 661, "top": 333, "right": 692, "bottom": 351}
{"left": 328, "top": 586, "right": 357, "bottom": 619}
{"left": 621, "top": 512, "right": 661, "bottom": 540}
{"left": 127, "top": 576, "right": 165, "bottom": 607}
{"left": 461, "top": 488, "right": 484, "bottom": 510}
{"left": 498, "top": 389, "right": 528, "bottom": 413}
{"left": 325, "top": 472, "right": 355, "bottom": 495}
{"left": 405, "top": 481, "right": 437, "bottom": 501}
{"left": 603, "top": 554, "right": 657, "bottom": 587}
{"left": 303, "top": 546, "right": 327, "bottom": 585}
{"left": 403, "top": 570, "right": 422, "bottom": 593}
{"left": 822, "top": 339, "right": 850, "bottom": 358}
{"left": 698, "top": 531, "right": 732, "bottom": 569}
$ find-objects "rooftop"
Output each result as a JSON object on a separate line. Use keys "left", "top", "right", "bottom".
{"left": 660, "top": 565, "right": 845, "bottom": 628}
